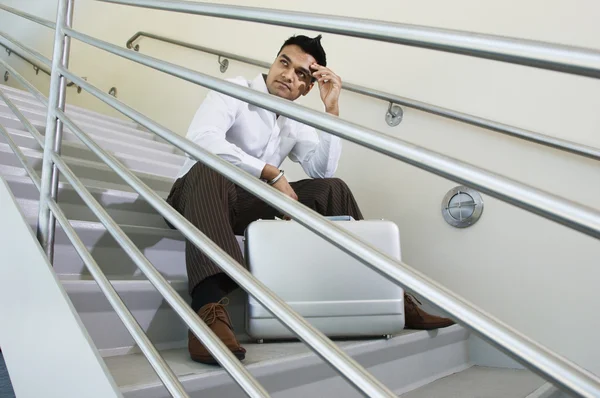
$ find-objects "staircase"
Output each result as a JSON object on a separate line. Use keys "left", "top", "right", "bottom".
{"left": 0, "top": 82, "right": 551, "bottom": 397}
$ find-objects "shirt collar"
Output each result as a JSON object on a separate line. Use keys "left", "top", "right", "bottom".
{"left": 250, "top": 73, "right": 284, "bottom": 125}
{"left": 250, "top": 73, "right": 270, "bottom": 94}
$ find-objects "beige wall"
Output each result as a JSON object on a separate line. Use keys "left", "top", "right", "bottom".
{"left": 1, "top": 0, "right": 599, "bottom": 374}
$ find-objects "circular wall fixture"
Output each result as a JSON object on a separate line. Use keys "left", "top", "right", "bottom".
{"left": 441, "top": 186, "right": 484, "bottom": 228}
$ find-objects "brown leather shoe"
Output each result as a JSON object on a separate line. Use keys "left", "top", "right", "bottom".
{"left": 404, "top": 293, "right": 455, "bottom": 330}
{"left": 189, "top": 298, "right": 246, "bottom": 365}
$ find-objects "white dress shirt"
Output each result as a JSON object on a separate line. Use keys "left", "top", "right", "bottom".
{"left": 177, "top": 74, "right": 342, "bottom": 179}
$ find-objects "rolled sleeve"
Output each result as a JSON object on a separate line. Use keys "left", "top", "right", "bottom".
{"left": 289, "top": 124, "right": 342, "bottom": 178}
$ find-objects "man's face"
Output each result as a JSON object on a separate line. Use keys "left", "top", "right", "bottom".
{"left": 265, "top": 44, "right": 316, "bottom": 101}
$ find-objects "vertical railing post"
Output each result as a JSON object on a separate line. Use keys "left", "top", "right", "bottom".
{"left": 37, "top": 0, "right": 74, "bottom": 261}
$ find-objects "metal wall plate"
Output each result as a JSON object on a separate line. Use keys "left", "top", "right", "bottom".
{"left": 385, "top": 103, "right": 403, "bottom": 127}
{"left": 218, "top": 56, "right": 229, "bottom": 73}
{"left": 441, "top": 186, "right": 484, "bottom": 228}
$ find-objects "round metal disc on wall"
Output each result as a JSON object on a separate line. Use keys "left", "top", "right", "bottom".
{"left": 441, "top": 186, "right": 484, "bottom": 228}
{"left": 385, "top": 104, "right": 403, "bottom": 127}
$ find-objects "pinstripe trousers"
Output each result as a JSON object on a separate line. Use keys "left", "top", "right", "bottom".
{"left": 166, "top": 162, "right": 364, "bottom": 294}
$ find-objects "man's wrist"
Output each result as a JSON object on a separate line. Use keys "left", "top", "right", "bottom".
{"left": 260, "top": 164, "right": 280, "bottom": 181}
{"left": 325, "top": 105, "right": 339, "bottom": 116}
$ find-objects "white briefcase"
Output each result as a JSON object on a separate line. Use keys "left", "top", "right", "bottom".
{"left": 244, "top": 219, "right": 405, "bottom": 340}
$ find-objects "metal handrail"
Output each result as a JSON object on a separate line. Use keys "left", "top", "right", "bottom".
{"left": 0, "top": 63, "right": 193, "bottom": 398}
{"left": 56, "top": 106, "right": 397, "bottom": 397}
{"left": 66, "top": 28, "right": 600, "bottom": 240}
{"left": 47, "top": 198, "right": 191, "bottom": 398}
{"left": 0, "top": 58, "right": 49, "bottom": 105}
{"left": 0, "top": 88, "right": 44, "bottom": 146}
{"left": 62, "top": 60, "right": 600, "bottom": 398}
{"left": 3, "top": 23, "right": 600, "bottom": 397}
{"left": 0, "top": 122, "right": 41, "bottom": 190}
{"left": 3, "top": 2, "right": 600, "bottom": 397}
{"left": 4, "top": 1, "right": 598, "bottom": 159}
{"left": 101, "top": 0, "right": 600, "bottom": 79}
{"left": 0, "top": 43, "right": 51, "bottom": 76}
{"left": 126, "top": 31, "right": 600, "bottom": 161}
{"left": 0, "top": 4, "right": 56, "bottom": 29}
{"left": 48, "top": 127, "right": 272, "bottom": 398}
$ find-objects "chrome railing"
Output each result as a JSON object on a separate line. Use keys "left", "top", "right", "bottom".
{"left": 1, "top": 1, "right": 600, "bottom": 397}
{"left": 126, "top": 30, "right": 600, "bottom": 161}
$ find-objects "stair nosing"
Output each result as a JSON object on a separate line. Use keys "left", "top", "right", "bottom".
{"left": 1, "top": 85, "right": 139, "bottom": 127}
{"left": 3, "top": 126, "right": 186, "bottom": 166}
{"left": 0, "top": 110, "right": 174, "bottom": 151}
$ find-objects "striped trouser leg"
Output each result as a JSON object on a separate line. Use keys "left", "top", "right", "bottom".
{"left": 289, "top": 177, "right": 364, "bottom": 220}
{"left": 167, "top": 163, "right": 363, "bottom": 294}
{"left": 166, "top": 162, "right": 249, "bottom": 294}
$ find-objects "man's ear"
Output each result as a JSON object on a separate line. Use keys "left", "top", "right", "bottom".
{"left": 302, "top": 82, "right": 315, "bottom": 96}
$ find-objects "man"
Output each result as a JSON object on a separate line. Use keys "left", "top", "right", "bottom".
{"left": 167, "top": 35, "right": 454, "bottom": 365}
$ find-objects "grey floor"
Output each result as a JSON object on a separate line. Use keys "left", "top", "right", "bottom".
{"left": 0, "top": 352, "right": 16, "bottom": 398}
{"left": 399, "top": 366, "right": 545, "bottom": 398}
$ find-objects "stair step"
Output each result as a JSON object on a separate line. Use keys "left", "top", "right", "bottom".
{"left": 0, "top": 104, "right": 156, "bottom": 142}
{"left": 0, "top": 143, "right": 177, "bottom": 191}
{"left": 60, "top": 275, "right": 190, "bottom": 356}
{"left": 1, "top": 92, "right": 143, "bottom": 133}
{"left": 0, "top": 110, "right": 179, "bottom": 155}
{"left": 0, "top": 127, "right": 184, "bottom": 176}
{"left": 48, "top": 219, "right": 186, "bottom": 279}
{"left": 398, "top": 366, "right": 544, "bottom": 397}
{"left": 103, "top": 325, "right": 469, "bottom": 398}
{"left": 0, "top": 127, "right": 185, "bottom": 167}
{"left": 0, "top": 83, "right": 140, "bottom": 129}
{"left": 6, "top": 174, "right": 170, "bottom": 228}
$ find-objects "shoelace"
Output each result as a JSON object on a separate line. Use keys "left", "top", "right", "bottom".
{"left": 199, "top": 297, "right": 232, "bottom": 327}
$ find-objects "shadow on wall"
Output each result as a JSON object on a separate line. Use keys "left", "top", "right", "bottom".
{"left": 0, "top": 351, "right": 16, "bottom": 398}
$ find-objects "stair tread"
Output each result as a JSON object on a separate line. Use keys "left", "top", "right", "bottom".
{"left": 59, "top": 274, "right": 188, "bottom": 292}
{"left": 3, "top": 126, "right": 186, "bottom": 166}
{"left": 0, "top": 109, "right": 177, "bottom": 154}
{"left": 0, "top": 106, "right": 154, "bottom": 139}
{"left": 1, "top": 84, "right": 138, "bottom": 127}
{"left": 0, "top": 142, "right": 179, "bottom": 181}
{"left": 106, "top": 328, "right": 433, "bottom": 392}
{"left": 398, "top": 366, "right": 545, "bottom": 398}
{"left": 4, "top": 173, "right": 170, "bottom": 200}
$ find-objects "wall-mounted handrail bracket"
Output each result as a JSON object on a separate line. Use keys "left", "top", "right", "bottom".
{"left": 108, "top": 86, "right": 117, "bottom": 97}
{"left": 218, "top": 55, "right": 229, "bottom": 73}
{"left": 3, "top": 71, "right": 8, "bottom": 82}
{"left": 66, "top": 76, "right": 87, "bottom": 93}
{"left": 385, "top": 102, "right": 403, "bottom": 127}
{"left": 6, "top": 48, "right": 11, "bottom": 56}
{"left": 33, "top": 65, "right": 40, "bottom": 75}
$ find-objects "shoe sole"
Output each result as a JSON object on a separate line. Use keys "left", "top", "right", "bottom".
{"left": 191, "top": 350, "right": 246, "bottom": 365}
{"left": 406, "top": 321, "right": 456, "bottom": 330}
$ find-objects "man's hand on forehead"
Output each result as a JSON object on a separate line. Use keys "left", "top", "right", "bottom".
{"left": 310, "top": 63, "right": 342, "bottom": 115}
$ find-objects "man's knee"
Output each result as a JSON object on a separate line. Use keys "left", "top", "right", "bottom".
{"left": 186, "top": 161, "right": 227, "bottom": 185}
{"left": 322, "top": 177, "right": 351, "bottom": 193}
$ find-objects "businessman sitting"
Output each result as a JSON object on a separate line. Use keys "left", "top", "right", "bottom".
{"left": 167, "top": 35, "right": 454, "bottom": 365}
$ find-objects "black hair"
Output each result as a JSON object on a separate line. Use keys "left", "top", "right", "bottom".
{"left": 278, "top": 35, "right": 327, "bottom": 81}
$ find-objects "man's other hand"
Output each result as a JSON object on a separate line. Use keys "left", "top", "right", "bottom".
{"left": 261, "top": 164, "right": 298, "bottom": 201}
{"left": 272, "top": 176, "right": 298, "bottom": 201}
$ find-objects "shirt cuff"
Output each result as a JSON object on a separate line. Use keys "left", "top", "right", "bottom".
{"left": 239, "top": 155, "right": 267, "bottom": 178}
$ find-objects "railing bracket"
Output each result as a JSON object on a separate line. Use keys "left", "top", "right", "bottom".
{"left": 3, "top": 71, "right": 8, "bottom": 82}
{"left": 33, "top": 65, "right": 40, "bottom": 75}
{"left": 385, "top": 102, "right": 403, "bottom": 127}
{"left": 108, "top": 86, "right": 117, "bottom": 97}
{"left": 218, "top": 55, "right": 229, "bottom": 73}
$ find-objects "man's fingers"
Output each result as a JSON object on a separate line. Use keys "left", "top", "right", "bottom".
{"left": 317, "top": 75, "right": 341, "bottom": 86}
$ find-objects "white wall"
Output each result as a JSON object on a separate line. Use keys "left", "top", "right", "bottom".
{"left": 1, "top": 0, "right": 599, "bottom": 375}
